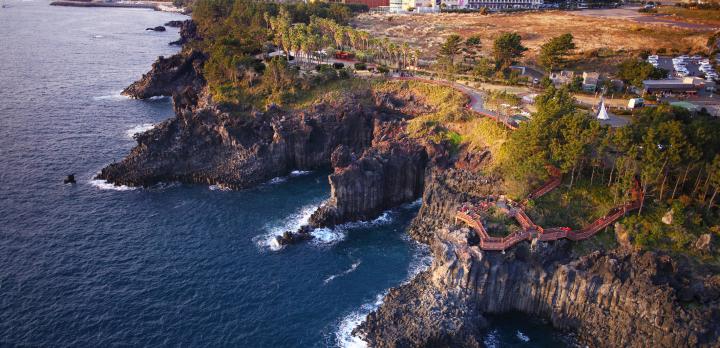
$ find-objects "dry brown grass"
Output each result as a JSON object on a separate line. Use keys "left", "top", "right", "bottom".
{"left": 352, "top": 11, "right": 709, "bottom": 71}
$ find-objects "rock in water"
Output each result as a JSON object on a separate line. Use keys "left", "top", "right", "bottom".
{"left": 164, "top": 20, "right": 184, "bottom": 28}
{"left": 63, "top": 174, "right": 76, "bottom": 184}
{"left": 145, "top": 26, "right": 166, "bottom": 32}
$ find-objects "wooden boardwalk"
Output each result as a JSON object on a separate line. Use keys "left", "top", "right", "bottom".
{"left": 389, "top": 75, "right": 641, "bottom": 251}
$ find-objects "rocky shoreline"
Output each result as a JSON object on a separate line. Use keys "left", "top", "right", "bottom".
{"left": 50, "top": 0, "right": 187, "bottom": 14}
{"left": 100, "top": 21, "right": 720, "bottom": 347}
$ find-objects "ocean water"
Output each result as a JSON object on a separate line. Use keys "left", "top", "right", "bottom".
{"left": 0, "top": 1, "right": 568, "bottom": 346}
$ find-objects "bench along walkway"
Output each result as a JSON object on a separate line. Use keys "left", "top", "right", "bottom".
{"left": 391, "top": 76, "right": 645, "bottom": 251}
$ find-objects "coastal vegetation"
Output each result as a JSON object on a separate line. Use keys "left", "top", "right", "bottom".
{"left": 183, "top": 0, "right": 720, "bottom": 261}
{"left": 490, "top": 85, "right": 720, "bottom": 261}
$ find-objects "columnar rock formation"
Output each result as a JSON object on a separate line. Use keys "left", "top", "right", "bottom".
{"left": 309, "top": 119, "right": 428, "bottom": 227}
{"left": 102, "top": 22, "right": 720, "bottom": 346}
{"left": 357, "top": 228, "right": 720, "bottom": 348}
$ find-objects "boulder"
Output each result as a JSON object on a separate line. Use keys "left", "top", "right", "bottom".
{"left": 695, "top": 233, "right": 713, "bottom": 253}
{"left": 662, "top": 209, "right": 674, "bottom": 225}
{"left": 146, "top": 26, "right": 166, "bottom": 32}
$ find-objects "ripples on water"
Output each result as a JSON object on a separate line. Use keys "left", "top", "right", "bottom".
{"left": 0, "top": 1, "right": 567, "bottom": 347}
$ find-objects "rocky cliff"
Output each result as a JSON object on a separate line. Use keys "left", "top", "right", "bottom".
{"left": 407, "top": 149, "right": 501, "bottom": 244}
{"left": 99, "top": 87, "right": 377, "bottom": 189}
{"left": 121, "top": 49, "right": 206, "bottom": 99}
{"left": 357, "top": 227, "right": 720, "bottom": 347}
{"left": 309, "top": 118, "right": 428, "bottom": 227}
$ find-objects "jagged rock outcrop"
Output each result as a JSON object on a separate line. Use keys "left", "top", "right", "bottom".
{"left": 146, "top": 25, "right": 166, "bottom": 32}
{"left": 357, "top": 228, "right": 720, "bottom": 348}
{"left": 407, "top": 150, "right": 500, "bottom": 243}
{"left": 121, "top": 49, "right": 206, "bottom": 99}
{"left": 164, "top": 20, "right": 184, "bottom": 28}
{"left": 309, "top": 119, "right": 428, "bottom": 227}
{"left": 169, "top": 20, "right": 199, "bottom": 46}
{"left": 98, "top": 89, "right": 376, "bottom": 189}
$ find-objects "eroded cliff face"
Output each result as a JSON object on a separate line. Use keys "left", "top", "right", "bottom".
{"left": 98, "top": 88, "right": 376, "bottom": 189}
{"left": 121, "top": 49, "right": 206, "bottom": 99}
{"left": 357, "top": 228, "right": 720, "bottom": 348}
{"left": 407, "top": 150, "right": 502, "bottom": 244}
{"left": 309, "top": 119, "right": 428, "bottom": 227}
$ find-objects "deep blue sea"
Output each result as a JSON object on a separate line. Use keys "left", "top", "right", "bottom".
{"left": 0, "top": 2, "right": 569, "bottom": 346}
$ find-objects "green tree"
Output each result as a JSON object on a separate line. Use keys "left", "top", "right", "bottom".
{"left": 493, "top": 32, "right": 527, "bottom": 70}
{"left": 538, "top": 33, "right": 576, "bottom": 71}
{"left": 262, "top": 57, "right": 298, "bottom": 105}
{"left": 328, "top": 3, "right": 352, "bottom": 25}
{"left": 438, "top": 34, "right": 463, "bottom": 78}
{"left": 616, "top": 59, "right": 668, "bottom": 88}
{"left": 439, "top": 34, "right": 463, "bottom": 64}
{"left": 472, "top": 57, "right": 495, "bottom": 78}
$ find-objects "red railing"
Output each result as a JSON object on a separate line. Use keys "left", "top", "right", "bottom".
{"left": 397, "top": 76, "right": 643, "bottom": 251}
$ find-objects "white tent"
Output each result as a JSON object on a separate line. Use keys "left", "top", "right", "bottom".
{"left": 596, "top": 98, "right": 610, "bottom": 120}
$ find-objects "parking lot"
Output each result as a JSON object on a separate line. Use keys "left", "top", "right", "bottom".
{"left": 649, "top": 55, "right": 718, "bottom": 81}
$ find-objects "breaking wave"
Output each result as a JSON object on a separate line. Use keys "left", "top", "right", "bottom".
{"left": 89, "top": 179, "right": 136, "bottom": 191}
{"left": 516, "top": 330, "right": 530, "bottom": 342}
{"left": 324, "top": 260, "right": 362, "bottom": 284}
{"left": 310, "top": 227, "right": 346, "bottom": 246}
{"left": 264, "top": 170, "right": 312, "bottom": 185}
{"left": 93, "top": 90, "right": 127, "bottom": 101}
{"left": 254, "top": 203, "right": 321, "bottom": 251}
{"left": 335, "top": 292, "right": 386, "bottom": 348}
{"left": 208, "top": 184, "right": 231, "bottom": 192}
{"left": 335, "top": 238, "right": 432, "bottom": 347}
{"left": 484, "top": 329, "right": 500, "bottom": 348}
{"left": 125, "top": 123, "right": 154, "bottom": 139}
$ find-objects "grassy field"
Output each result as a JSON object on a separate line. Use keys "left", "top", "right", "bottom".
{"left": 657, "top": 6, "right": 720, "bottom": 26}
{"left": 352, "top": 11, "right": 709, "bottom": 72}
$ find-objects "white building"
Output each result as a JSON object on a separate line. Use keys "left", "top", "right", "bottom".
{"left": 466, "top": 0, "right": 542, "bottom": 10}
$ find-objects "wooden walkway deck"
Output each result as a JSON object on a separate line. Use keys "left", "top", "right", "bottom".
{"left": 389, "top": 75, "right": 641, "bottom": 251}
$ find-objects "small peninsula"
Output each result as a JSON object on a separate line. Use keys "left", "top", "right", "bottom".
{"left": 99, "top": 1, "right": 720, "bottom": 347}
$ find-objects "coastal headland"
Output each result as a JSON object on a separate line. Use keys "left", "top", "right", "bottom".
{"left": 95, "top": 1, "right": 720, "bottom": 346}
{"left": 50, "top": 0, "right": 186, "bottom": 13}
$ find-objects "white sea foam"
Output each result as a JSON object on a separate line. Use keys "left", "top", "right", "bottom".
{"left": 148, "top": 95, "right": 169, "bottom": 101}
{"left": 324, "top": 260, "right": 362, "bottom": 284}
{"left": 264, "top": 170, "right": 310, "bottom": 185}
{"left": 310, "top": 227, "right": 346, "bottom": 246}
{"left": 335, "top": 239, "right": 432, "bottom": 347}
{"left": 484, "top": 329, "right": 500, "bottom": 348}
{"left": 516, "top": 330, "right": 530, "bottom": 342}
{"left": 254, "top": 203, "right": 321, "bottom": 251}
{"left": 209, "top": 184, "right": 231, "bottom": 191}
{"left": 290, "top": 170, "right": 312, "bottom": 176}
{"left": 405, "top": 245, "right": 432, "bottom": 282}
{"left": 311, "top": 211, "right": 395, "bottom": 249}
{"left": 93, "top": 35, "right": 104, "bottom": 39}
{"left": 125, "top": 123, "right": 155, "bottom": 139}
{"left": 401, "top": 198, "right": 423, "bottom": 209}
{"left": 93, "top": 90, "right": 128, "bottom": 101}
{"left": 336, "top": 292, "right": 386, "bottom": 348}
{"left": 89, "top": 179, "right": 136, "bottom": 191}
{"left": 267, "top": 176, "right": 287, "bottom": 185}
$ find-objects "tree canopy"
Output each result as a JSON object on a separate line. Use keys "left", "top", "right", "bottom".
{"left": 616, "top": 59, "right": 668, "bottom": 88}
{"left": 538, "top": 33, "right": 576, "bottom": 71}
{"left": 493, "top": 32, "right": 527, "bottom": 70}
